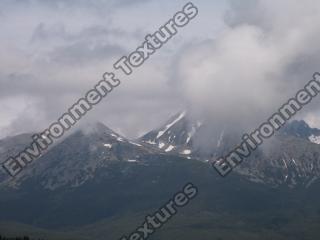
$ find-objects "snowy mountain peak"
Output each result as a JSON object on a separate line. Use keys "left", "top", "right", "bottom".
{"left": 140, "top": 112, "right": 320, "bottom": 187}
{"left": 140, "top": 111, "right": 205, "bottom": 156}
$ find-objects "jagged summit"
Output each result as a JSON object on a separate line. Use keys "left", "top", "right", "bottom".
{"left": 140, "top": 112, "right": 320, "bottom": 187}
{"left": 281, "top": 120, "right": 320, "bottom": 143}
{"left": 2, "top": 115, "right": 320, "bottom": 189}
{"left": 140, "top": 111, "right": 198, "bottom": 156}
{"left": 140, "top": 111, "right": 237, "bottom": 159}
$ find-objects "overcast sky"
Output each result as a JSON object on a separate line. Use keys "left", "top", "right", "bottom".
{"left": 1, "top": 0, "right": 320, "bottom": 139}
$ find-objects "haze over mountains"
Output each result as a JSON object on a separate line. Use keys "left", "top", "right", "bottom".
{"left": 2, "top": 112, "right": 320, "bottom": 189}
{"left": 1, "top": 113, "right": 320, "bottom": 240}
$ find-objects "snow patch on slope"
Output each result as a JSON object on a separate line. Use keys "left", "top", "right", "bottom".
{"left": 217, "top": 130, "right": 225, "bottom": 147}
{"left": 165, "top": 145, "right": 175, "bottom": 152}
{"left": 159, "top": 142, "right": 165, "bottom": 149}
{"left": 127, "top": 159, "right": 138, "bottom": 162}
{"left": 156, "top": 112, "right": 185, "bottom": 139}
{"left": 129, "top": 141, "right": 142, "bottom": 147}
{"left": 181, "top": 149, "right": 192, "bottom": 155}
{"left": 309, "top": 135, "right": 320, "bottom": 144}
{"left": 186, "top": 121, "right": 202, "bottom": 144}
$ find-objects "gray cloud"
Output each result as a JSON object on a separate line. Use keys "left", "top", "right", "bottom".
{"left": 1, "top": 0, "right": 320, "bottom": 142}
{"left": 172, "top": 0, "right": 320, "bottom": 135}
{"left": 49, "top": 41, "right": 124, "bottom": 65}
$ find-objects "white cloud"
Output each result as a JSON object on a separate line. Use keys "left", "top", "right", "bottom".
{"left": 2, "top": 0, "right": 320, "bottom": 140}
{"left": 173, "top": 0, "right": 320, "bottom": 132}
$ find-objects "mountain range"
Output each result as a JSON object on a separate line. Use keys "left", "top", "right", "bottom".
{"left": 1, "top": 112, "right": 320, "bottom": 240}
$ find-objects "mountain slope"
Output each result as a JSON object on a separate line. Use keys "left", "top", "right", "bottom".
{"left": 140, "top": 112, "right": 229, "bottom": 159}
{"left": 0, "top": 119, "right": 320, "bottom": 239}
{"left": 0, "top": 122, "right": 159, "bottom": 190}
{"left": 140, "top": 113, "right": 320, "bottom": 187}
{"left": 1, "top": 156, "right": 320, "bottom": 239}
